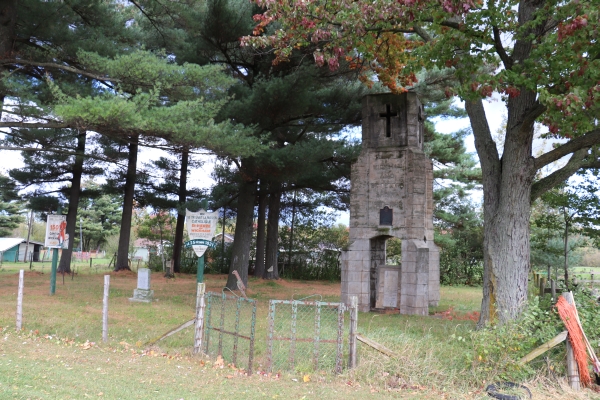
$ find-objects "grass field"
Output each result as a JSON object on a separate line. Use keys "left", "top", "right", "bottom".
{"left": 0, "top": 264, "right": 593, "bottom": 399}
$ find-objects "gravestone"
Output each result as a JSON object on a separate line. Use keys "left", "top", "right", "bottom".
{"left": 129, "top": 268, "right": 154, "bottom": 303}
{"left": 341, "top": 93, "right": 440, "bottom": 315}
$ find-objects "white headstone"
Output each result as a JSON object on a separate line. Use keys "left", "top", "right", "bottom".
{"left": 137, "top": 268, "right": 151, "bottom": 290}
{"left": 129, "top": 268, "right": 154, "bottom": 303}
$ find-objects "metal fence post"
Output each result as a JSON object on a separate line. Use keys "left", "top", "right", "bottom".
{"left": 248, "top": 300, "right": 256, "bottom": 375}
{"left": 267, "top": 300, "right": 275, "bottom": 372}
{"left": 204, "top": 293, "right": 213, "bottom": 353}
{"left": 233, "top": 296, "right": 241, "bottom": 366}
{"left": 218, "top": 291, "right": 226, "bottom": 356}
{"left": 289, "top": 301, "right": 298, "bottom": 369}
{"left": 335, "top": 303, "right": 345, "bottom": 374}
{"left": 348, "top": 296, "right": 358, "bottom": 368}
{"left": 313, "top": 302, "right": 321, "bottom": 370}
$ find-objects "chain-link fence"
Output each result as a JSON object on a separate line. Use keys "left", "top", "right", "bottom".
{"left": 266, "top": 300, "right": 347, "bottom": 374}
{"left": 203, "top": 292, "right": 256, "bottom": 374}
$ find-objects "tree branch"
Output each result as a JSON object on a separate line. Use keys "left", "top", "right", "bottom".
{"left": 0, "top": 59, "right": 118, "bottom": 82}
{"left": 492, "top": 26, "right": 513, "bottom": 69}
{"left": 534, "top": 128, "right": 600, "bottom": 170}
{"left": 517, "top": 102, "right": 546, "bottom": 137}
{"left": 531, "top": 148, "right": 589, "bottom": 202}
{"left": 464, "top": 98, "right": 501, "bottom": 214}
{"left": 412, "top": 25, "right": 432, "bottom": 42}
{"left": 0, "top": 121, "right": 71, "bottom": 129}
{"left": 128, "top": 0, "right": 167, "bottom": 45}
{"left": 421, "top": 17, "right": 460, "bottom": 30}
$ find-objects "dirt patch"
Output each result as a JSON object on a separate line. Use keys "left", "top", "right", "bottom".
{"left": 432, "top": 306, "right": 480, "bottom": 321}
{"left": 23, "top": 271, "right": 44, "bottom": 277}
{"left": 109, "top": 269, "right": 137, "bottom": 277}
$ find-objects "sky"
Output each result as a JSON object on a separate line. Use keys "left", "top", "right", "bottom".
{"left": 1, "top": 95, "right": 513, "bottom": 225}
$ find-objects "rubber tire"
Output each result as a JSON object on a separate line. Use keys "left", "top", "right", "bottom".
{"left": 485, "top": 382, "right": 532, "bottom": 400}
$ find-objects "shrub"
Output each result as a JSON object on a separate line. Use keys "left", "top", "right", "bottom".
{"left": 467, "top": 288, "right": 600, "bottom": 383}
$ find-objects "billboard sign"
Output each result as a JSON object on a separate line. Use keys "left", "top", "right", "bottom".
{"left": 45, "top": 214, "right": 68, "bottom": 249}
{"left": 186, "top": 209, "right": 219, "bottom": 257}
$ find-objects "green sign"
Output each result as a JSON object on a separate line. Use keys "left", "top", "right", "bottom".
{"left": 184, "top": 239, "right": 217, "bottom": 248}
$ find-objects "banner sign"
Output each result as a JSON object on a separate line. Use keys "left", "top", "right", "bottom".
{"left": 186, "top": 209, "right": 219, "bottom": 257}
{"left": 45, "top": 214, "right": 68, "bottom": 249}
{"left": 184, "top": 239, "right": 217, "bottom": 248}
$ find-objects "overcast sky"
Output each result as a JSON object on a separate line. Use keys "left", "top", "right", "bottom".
{"left": 1, "top": 95, "right": 516, "bottom": 225}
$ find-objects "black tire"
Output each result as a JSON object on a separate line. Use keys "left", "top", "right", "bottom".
{"left": 485, "top": 382, "right": 532, "bottom": 400}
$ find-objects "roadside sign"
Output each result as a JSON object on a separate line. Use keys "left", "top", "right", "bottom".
{"left": 186, "top": 209, "right": 219, "bottom": 257}
{"left": 184, "top": 239, "right": 217, "bottom": 248}
{"left": 45, "top": 214, "right": 68, "bottom": 249}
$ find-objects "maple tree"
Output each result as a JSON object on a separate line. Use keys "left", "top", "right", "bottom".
{"left": 245, "top": 0, "right": 600, "bottom": 323}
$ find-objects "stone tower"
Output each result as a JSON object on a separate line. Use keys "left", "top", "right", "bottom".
{"left": 341, "top": 92, "right": 440, "bottom": 315}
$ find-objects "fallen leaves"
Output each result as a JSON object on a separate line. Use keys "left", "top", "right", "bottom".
{"left": 81, "top": 341, "right": 95, "bottom": 350}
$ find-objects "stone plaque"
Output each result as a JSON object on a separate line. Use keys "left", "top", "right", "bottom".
{"left": 382, "top": 270, "right": 399, "bottom": 308}
{"left": 379, "top": 206, "right": 393, "bottom": 226}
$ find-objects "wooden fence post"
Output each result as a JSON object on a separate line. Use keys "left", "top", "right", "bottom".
{"left": 563, "top": 291, "right": 580, "bottom": 391}
{"left": 102, "top": 275, "right": 110, "bottom": 342}
{"left": 193, "top": 283, "right": 206, "bottom": 355}
{"left": 348, "top": 296, "right": 358, "bottom": 368}
{"left": 16, "top": 270, "right": 24, "bottom": 331}
{"left": 539, "top": 277, "right": 547, "bottom": 297}
{"left": 551, "top": 279, "right": 556, "bottom": 302}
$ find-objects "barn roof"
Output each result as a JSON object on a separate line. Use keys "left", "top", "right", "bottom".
{"left": 0, "top": 238, "right": 45, "bottom": 252}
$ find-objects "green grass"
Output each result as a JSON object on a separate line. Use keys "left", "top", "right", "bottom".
{"left": 0, "top": 270, "right": 592, "bottom": 399}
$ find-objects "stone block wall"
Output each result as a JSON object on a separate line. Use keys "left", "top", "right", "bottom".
{"left": 342, "top": 92, "right": 440, "bottom": 315}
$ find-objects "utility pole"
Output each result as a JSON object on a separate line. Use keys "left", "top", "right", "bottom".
{"left": 24, "top": 209, "right": 34, "bottom": 264}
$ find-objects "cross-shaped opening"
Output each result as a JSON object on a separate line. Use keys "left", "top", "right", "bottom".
{"left": 379, "top": 104, "right": 398, "bottom": 137}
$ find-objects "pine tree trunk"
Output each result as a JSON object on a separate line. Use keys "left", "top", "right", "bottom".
{"left": 0, "top": 0, "right": 17, "bottom": 120}
{"left": 115, "top": 135, "right": 138, "bottom": 271}
{"left": 253, "top": 190, "right": 267, "bottom": 277}
{"left": 264, "top": 187, "right": 282, "bottom": 280}
{"left": 225, "top": 165, "right": 256, "bottom": 289}
{"left": 58, "top": 130, "right": 87, "bottom": 274}
{"left": 171, "top": 150, "right": 189, "bottom": 274}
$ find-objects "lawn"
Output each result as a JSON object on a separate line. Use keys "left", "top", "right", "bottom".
{"left": 0, "top": 264, "right": 592, "bottom": 399}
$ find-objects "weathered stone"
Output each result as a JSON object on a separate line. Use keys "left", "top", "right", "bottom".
{"left": 130, "top": 288, "right": 154, "bottom": 303}
{"left": 129, "top": 268, "right": 154, "bottom": 303}
{"left": 138, "top": 268, "right": 151, "bottom": 290}
{"left": 341, "top": 93, "right": 440, "bottom": 316}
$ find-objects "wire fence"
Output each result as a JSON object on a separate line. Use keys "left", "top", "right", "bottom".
{"left": 266, "top": 299, "right": 347, "bottom": 374}
{"left": 203, "top": 291, "right": 257, "bottom": 374}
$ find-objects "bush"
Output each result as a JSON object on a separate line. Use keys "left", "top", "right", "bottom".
{"left": 280, "top": 250, "right": 341, "bottom": 281}
{"left": 466, "top": 287, "right": 600, "bottom": 383}
{"left": 204, "top": 243, "right": 232, "bottom": 274}
{"left": 439, "top": 243, "right": 483, "bottom": 286}
{"left": 467, "top": 296, "right": 562, "bottom": 382}
{"left": 147, "top": 252, "right": 164, "bottom": 272}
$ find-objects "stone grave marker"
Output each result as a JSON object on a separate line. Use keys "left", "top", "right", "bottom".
{"left": 129, "top": 268, "right": 154, "bottom": 303}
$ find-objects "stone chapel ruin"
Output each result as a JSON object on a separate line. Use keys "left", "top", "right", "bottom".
{"left": 341, "top": 93, "right": 440, "bottom": 315}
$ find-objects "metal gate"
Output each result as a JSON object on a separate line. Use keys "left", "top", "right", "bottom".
{"left": 203, "top": 292, "right": 256, "bottom": 374}
{"left": 267, "top": 300, "right": 347, "bottom": 374}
